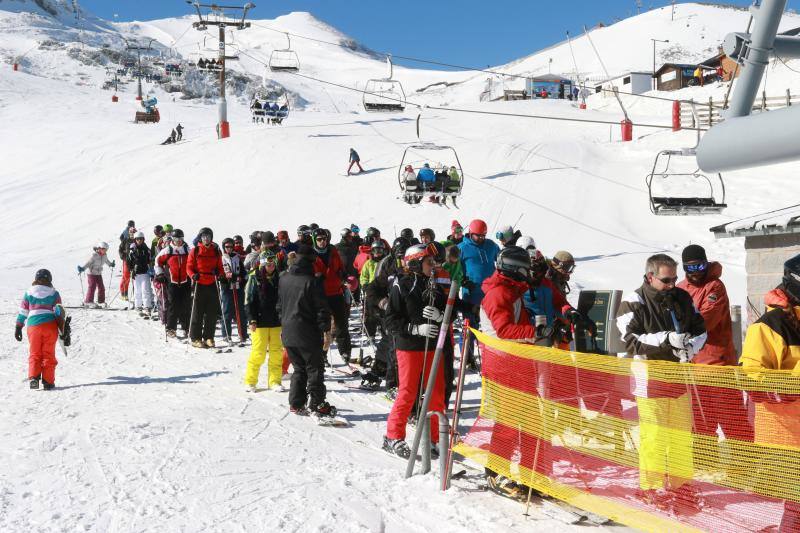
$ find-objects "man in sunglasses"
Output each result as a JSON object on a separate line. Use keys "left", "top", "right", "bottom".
{"left": 616, "top": 254, "right": 707, "bottom": 508}
{"left": 311, "top": 229, "right": 353, "bottom": 365}
{"left": 548, "top": 250, "right": 575, "bottom": 296}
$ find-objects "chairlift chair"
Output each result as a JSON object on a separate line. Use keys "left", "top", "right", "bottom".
{"left": 398, "top": 142, "right": 464, "bottom": 205}
{"left": 269, "top": 33, "right": 300, "bottom": 72}
{"left": 646, "top": 148, "right": 727, "bottom": 216}
{"left": 363, "top": 56, "right": 406, "bottom": 113}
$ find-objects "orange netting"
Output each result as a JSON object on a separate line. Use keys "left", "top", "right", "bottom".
{"left": 453, "top": 329, "right": 800, "bottom": 532}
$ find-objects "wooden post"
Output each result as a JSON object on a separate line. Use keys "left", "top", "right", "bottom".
{"left": 690, "top": 99, "right": 696, "bottom": 129}
{"left": 708, "top": 96, "right": 714, "bottom": 127}
{"left": 762, "top": 90, "right": 767, "bottom": 111}
{"left": 787, "top": 88, "right": 792, "bottom": 107}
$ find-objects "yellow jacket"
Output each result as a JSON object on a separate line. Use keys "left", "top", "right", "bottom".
{"left": 360, "top": 258, "right": 379, "bottom": 288}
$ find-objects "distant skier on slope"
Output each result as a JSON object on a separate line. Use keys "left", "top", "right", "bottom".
{"left": 161, "top": 129, "right": 177, "bottom": 145}
{"left": 347, "top": 148, "right": 364, "bottom": 175}
{"left": 77, "top": 241, "right": 115, "bottom": 307}
{"left": 175, "top": 123, "right": 183, "bottom": 141}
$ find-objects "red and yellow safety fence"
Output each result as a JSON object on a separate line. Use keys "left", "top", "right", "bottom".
{"left": 453, "top": 330, "right": 800, "bottom": 532}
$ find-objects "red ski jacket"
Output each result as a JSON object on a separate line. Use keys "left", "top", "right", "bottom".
{"left": 156, "top": 243, "right": 190, "bottom": 285}
{"left": 480, "top": 271, "right": 536, "bottom": 340}
{"left": 187, "top": 242, "right": 224, "bottom": 286}
{"left": 677, "top": 261, "right": 736, "bottom": 365}
{"left": 313, "top": 246, "right": 345, "bottom": 297}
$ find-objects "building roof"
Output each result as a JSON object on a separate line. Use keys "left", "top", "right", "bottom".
{"left": 528, "top": 74, "right": 573, "bottom": 82}
{"left": 711, "top": 204, "right": 800, "bottom": 238}
{"left": 655, "top": 63, "right": 697, "bottom": 76}
{"left": 594, "top": 71, "right": 653, "bottom": 85}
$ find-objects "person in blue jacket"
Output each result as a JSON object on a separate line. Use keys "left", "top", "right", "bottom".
{"left": 458, "top": 218, "right": 500, "bottom": 316}
{"left": 416, "top": 163, "right": 436, "bottom": 189}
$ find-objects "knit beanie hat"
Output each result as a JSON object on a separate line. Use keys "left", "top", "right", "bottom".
{"left": 682, "top": 244, "right": 707, "bottom": 264}
{"left": 451, "top": 220, "right": 462, "bottom": 232}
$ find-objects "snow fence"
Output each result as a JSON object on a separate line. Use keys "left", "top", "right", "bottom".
{"left": 453, "top": 330, "right": 800, "bottom": 532}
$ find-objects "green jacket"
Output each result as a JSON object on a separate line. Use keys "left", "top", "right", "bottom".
{"left": 360, "top": 258, "right": 379, "bottom": 288}
{"left": 442, "top": 260, "right": 464, "bottom": 285}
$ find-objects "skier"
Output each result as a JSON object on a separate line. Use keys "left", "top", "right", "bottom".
{"left": 444, "top": 220, "right": 464, "bottom": 247}
{"left": 496, "top": 225, "right": 522, "bottom": 248}
{"left": 347, "top": 148, "right": 364, "bottom": 175}
{"left": 441, "top": 245, "right": 463, "bottom": 287}
{"left": 350, "top": 224, "right": 364, "bottom": 247}
{"left": 383, "top": 243, "right": 448, "bottom": 458}
{"left": 161, "top": 130, "right": 176, "bottom": 145}
{"left": 155, "top": 229, "right": 191, "bottom": 338}
{"left": 220, "top": 237, "right": 247, "bottom": 343}
{"left": 243, "top": 234, "right": 262, "bottom": 271}
{"left": 359, "top": 241, "right": 387, "bottom": 338}
{"left": 547, "top": 250, "right": 575, "bottom": 296}
{"left": 118, "top": 225, "right": 137, "bottom": 301}
{"left": 77, "top": 241, "right": 115, "bottom": 307}
{"left": 186, "top": 228, "right": 225, "bottom": 348}
{"left": 244, "top": 251, "right": 284, "bottom": 392}
{"left": 261, "top": 231, "right": 288, "bottom": 272}
{"left": 458, "top": 218, "right": 501, "bottom": 334}
{"left": 311, "top": 228, "right": 352, "bottom": 364}
{"left": 150, "top": 225, "right": 164, "bottom": 259}
{"left": 419, "top": 228, "right": 435, "bottom": 245}
{"left": 336, "top": 228, "right": 360, "bottom": 302}
{"left": 120, "top": 220, "right": 136, "bottom": 242}
{"left": 15, "top": 269, "right": 65, "bottom": 390}
{"left": 294, "top": 225, "right": 312, "bottom": 247}
{"left": 400, "top": 228, "right": 420, "bottom": 246}
{"left": 416, "top": 163, "right": 436, "bottom": 193}
{"left": 277, "top": 230, "right": 298, "bottom": 255}
{"left": 175, "top": 123, "right": 183, "bottom": 141}
{"left": 278, "top": 244, "right": 336, "bottom": 419}
{"left": 128, "top": 231, "right": 154, "bottom": 317}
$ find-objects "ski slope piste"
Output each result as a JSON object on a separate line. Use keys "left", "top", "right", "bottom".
{"left": 4, "top": 1, "right": 800, "bottom": 532}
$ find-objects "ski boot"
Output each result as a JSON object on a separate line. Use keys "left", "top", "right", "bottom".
{"left": 486, "top": 474, "right": 525, "bottom": 501}
{"left": 191, "top": 339, "right": 205, "bottom": 349}
{"left": 312, "top": 401, "right": 337, "bottom": 418}
{"left": 359, "top": 372, "right": 382, "bottom": 391}
{"left": 42, "top": 379, "right": 55, "bottom": 391}
{"left": 166, "top": 329, "right": 177, "bottom": 338}
{"left": 204, "top": 338, "right": 215, "bottom": 348}
{"left": 29, "top": 376, "right": 40, "bottom": 390}
{"left": 245, "top": 383, "right": 257, "bottom": 393}
{"left": 382, "top": 437, "right": 411, "bottom": 459}
{"left": 290, "top": 405, "right": 309, "bottom": 416}
{"left": 270, "top": 383, "right": 286, "bottom": 392}
{"left": 385, "top": 387, "right": 398, "bottom": 401}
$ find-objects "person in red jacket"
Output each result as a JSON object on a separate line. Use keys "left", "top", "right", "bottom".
{"left": 186, "top": 228, "right": 225, "bottom": 348}
{"left": 154, "top": 229, "right": 192, "bottom": 338}
{"left": 479, "top": 246, "right": 552, "bottom": 499}
{"left": 312, "top": 229, "right": 352, "bottom": 363}
{"left": 678, "top": 244, "right": 753, "bottom": 446}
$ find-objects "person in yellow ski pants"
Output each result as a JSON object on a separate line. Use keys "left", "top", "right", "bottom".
{"left": 244, "top": 251, "right": 284, "bottom": 392}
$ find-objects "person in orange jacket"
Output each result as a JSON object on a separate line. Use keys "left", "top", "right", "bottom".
{"left": 678, "top": 244, "right": 754, "bottom": 446}
{"left": 186, "top": 228, "right": 225, "bottom": 349}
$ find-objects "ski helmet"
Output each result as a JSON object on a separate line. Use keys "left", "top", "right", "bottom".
{"left": 468, "top": 219, "right": 488, "bottom": 236}
{"left": 340, "top": 227, "right": 352, "bottom": 238}
{"left": 404, "top": 243, "right": 434, "bottom": 273}
{"left": 516, "top": 235, "right": 537, "bottom": 252}
{"left": 199, "top": 227, "right": 213, "bottom": 240}
{"left": 783, "top": 254, "right": 800, "bottom": 303}
{"left": 370, "top": 240, "right": 386, "bottom": 257}
{"left": 153, "top": 225, "right": 164, "bottom": 236}
{"left": 34, "top": 268, "right": 52, "bottom": 284}
{"left": 262, "top": 231, "right": 276, "bottom": 244}
{"left": 400, "top": 228, "right": 414, "bottom": 241}
{"left": 96, "top": 241, "right": 109, "bottom": 250}
{"left": 366, "top": 227, "right": 380, "bottom": 238}
{"left": 164, "top": 224, "right": 173, "bottom": 233}
{"left": 127, "top": 220, "right": 136, "bottom": 228}
{"left": 221, "top": 237, "right": 235, "bottom": 248}
{"left": 297, "top": 224, "right": 310, "bottom": 236}
{"left": 496, "top": 246, "right": 531, "bottom": 282}
{"left": 134, "top": 231, "right": 145, "bottom": 240}
{"left": 172, "top": 229, "right": 185, "bottom": 239}
{"left": 350, "top": 224, "right": 360, "bottom": 234}
{"left": 392, "top": 237, "right": 411, "bottom": 259}
{"left": 277, "top": 230, "right": 289, "bottom": 241}
{"left": 309, "top": 223, "right": 320, "bottom": 231}
{"left": 430, "top": 241, "right": 446, "bottom": 264}
{"left": 233, "top": 235, "right": 243, "bottom": 245}
{"left": 496, "top": 225, "right": 514, "bottom": 242}
{"left": 419, "top": 228, "right": 435, "bottom": 242}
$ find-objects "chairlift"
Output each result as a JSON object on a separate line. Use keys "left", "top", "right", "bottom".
{"left": 251, "top": 92, "right": 289, "bottom": 125}
{"left": 269, "top": 33, "right": 300, "bottom": 72}
{"left": 363, "top": 56, "right": 406, "bottom": 113}
{"left": 645, "top": 103, "right": 726, "bottom": 216}
{"left": 398, "top": 115, "right": 464, "bottom": 205}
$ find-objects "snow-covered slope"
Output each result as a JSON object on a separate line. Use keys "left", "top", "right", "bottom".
{"left": 2, "top": 2, "right": 800, "bottom": 531}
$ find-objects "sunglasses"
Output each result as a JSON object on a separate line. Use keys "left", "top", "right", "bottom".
{"left": 683, "top": 262, "right": 708, "bottom": 273}
{"left": 224, "top": 245, "right": 234, "bottom": 249}
{"left": 553, "top": 260, "right": 576, "bottom": 274}
{"left": 315, "top": 236, "right": 328, "bottom": 242}
{"left": 653, "top": 275, "right": 679, "bottom": 285}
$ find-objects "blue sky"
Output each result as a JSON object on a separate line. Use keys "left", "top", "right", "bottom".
{"left": 81, "top": 1, "right": 800, "bottom": 69}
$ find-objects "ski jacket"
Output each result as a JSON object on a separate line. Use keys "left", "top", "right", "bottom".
{"left": 458, "top": 237, "right": 501, "bottom": 305}
{"left": 280, "top": 241, "right": 298, "bottom": 256}
{"left": 221, "top": 252, "right": 246, "bottom": 289}
{"left": 246, "top": 270, "right": 281, "bottom": 328}
{"left": 118, "top": 238, "right": 134, "bottom": 261}
{"left": 677, "top": 262, "right": 736, "bottom": 365}
{"left": 16, "top": 284, "right": 63, "bottom": 328}
{"left": 479, "top": 271, "right": 535, "bottom": 340}
{"left": 349, "top": 149, "right": 360, "bottom": 162}
{"left": 313, "top": 245, "right": 344, "bottom": 297}
{"left": 417, "top": 167, "right": 435, "bottom": 183}
{"left": 442, "top": 260, "right": 464, "bottom": 286}
{"left": 442, "top": 234, "right": 464, "bottom": 247}
{"left": 155, "top": 242, "right": 191, "bottom": 285}
{"left": 127, "top": 242, "right": 152, "bottom": 276}
{"left": 616, "top": 283, "right": 706, "bottom": 398}
{"left": 353, "top": 245, "right": 371, "bottom": 273}
{"left": 367, "top": 255, "right": 402, "bottom": 303}
{"left": 336, "top": 239, "right": 359, "bottom": 279}
{"left": 523, "top": 278, "right": 571, "bottom": 326}
{"left": 386, "top": 271, "right": 448, "bottom": 352}
{"left": 81, "top": 251, "right": 113, "bottom": 275}
{"left": 278, "top": 258, "right": 331, "bottom": 348}
{"left": 502, "top": 230, "right": 522, "bottom": 248}
{"left": 186, "top": 242, "right": 224, "bottom": 286}
{"left": 360, "top": 258, "right": 381, "bottom": 288}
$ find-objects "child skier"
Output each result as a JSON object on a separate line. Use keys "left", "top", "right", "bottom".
{"left": 77, "top": 241, "right": 115, "bottom": 307}
{"left": 128, "top": 231, "right": 154, "bottom": 317}
{"left": 14, "top": 269, "right": 65, "bottom": 390}
{"left": 244, "top": 251, "right": 284, "bottom": 392}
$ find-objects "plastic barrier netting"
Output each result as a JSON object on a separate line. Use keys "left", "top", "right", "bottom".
{"left": 453, "top": 329, "right": 800, "bottom": 532}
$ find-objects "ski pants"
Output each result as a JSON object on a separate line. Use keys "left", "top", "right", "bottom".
{"left": 364, "top": 299, "right": 382, "bottom": 338}
{"left": 637, "top": 393, "right": 694, "bottom": 491}
{"left": 347, "top": 160, "right": 364, "bottom": 174}
{"left": 166, "top": 282, "right": 191, "bottom": 332}
{"left": 220, "top": 283, "right": 247, "bottom": 341}
{"left": 386, "top": 349, "right": 445, "bottom": 443}
{"left": 245, "top": 327, "right": 283, "bottom": 388}
{"left": 85, "top": 274, "right": 106, "bottom": 304}
{"left": 327, "top": 294, "right": 351, "bottom": 358}
{"left": 120, "top": 261, "right": 131, "bottom": 296}
{"left": 153, "top": 281, "right": 166, "bottom": 324}
{"left": 190, "top": 283, "right": 220, "bottom": 342}
{"left": 28, "top": 322, "right": 58, "bottom": 384}
{"left": 374, "top": 330, "right": 398, "bottom": 389}
{"left": 133, "top": 273, "right": 153, "bottom": 309}
{"left": 285, "top": 345, "right": 326, "bottom": 410}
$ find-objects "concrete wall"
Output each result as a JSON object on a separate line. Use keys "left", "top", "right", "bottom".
{"left": 744, "top": 233, "right": 800, "bottom": 323}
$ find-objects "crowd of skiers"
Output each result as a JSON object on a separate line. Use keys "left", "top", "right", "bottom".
{"left": 14, "top": 214, "right": 800, "bottom": 524}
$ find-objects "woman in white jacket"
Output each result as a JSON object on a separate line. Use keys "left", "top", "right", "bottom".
{"left": 77, "top": 242, "right": 115, "bottom": 307}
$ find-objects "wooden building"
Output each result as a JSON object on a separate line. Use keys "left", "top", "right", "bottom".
{"left": 654, "top": 63, "right": 697, "bottom": 91}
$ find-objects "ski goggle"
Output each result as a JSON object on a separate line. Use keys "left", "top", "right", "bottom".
{"left": 351, "top": 225, "right": 360, "bottom": 234}
{"left": 552, "top": 258, "right": 576, "bottom": 274}
{"left": 683, "top": 262, "right": 708, "bottom": 273}
{"left": 495, "top": 231, "right": 512, "bottom": 241}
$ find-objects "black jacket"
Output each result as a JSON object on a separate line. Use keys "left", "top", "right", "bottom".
{"left": 277, "top": 257, "right": 331, "bottom": 348}
{"left": 386, "top": 271, "right": 448, "bottom": 351}
{"left": 336, "top": 238, "right": 359, "bottom": 279}
{"left": 616, "top": 282, "right": 706, "bottom": 362}
{"left": 246, "top": 270, "right": 281, "bottom": 328}
{"left": 128, "top": 243, "right": 152, "bottom": 275}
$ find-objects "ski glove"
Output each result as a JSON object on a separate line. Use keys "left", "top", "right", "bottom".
{"left": 461, "top": 278, "right": 475, "bottom": 291}
{"left": 667, "top": 332, "right": 692, "bottom": 350}
{"left": 411, "top": 323, "right": 439, "bottom": 339}
{"left": 110, "top": 260, "right": 116, "bottom": 268}
{"left": 14, "top": 325, "right": 23, "bottom": 342}
{"left": 672, "top": 348, "right": 694, "bottom": 363}
{"left": 378, "top": 297, "right": 389, "bottom": 311}
{"left": 422, "top": 306, "right": 443, "bottom": 323}
{"left": 154, "top": 273, "right": 167, "bottom": 284}
{"left": 77, "top": 266, "right": 85, "bottom": 274}
{"left": 191, "top": 273, "right": 200, "bottom": 282}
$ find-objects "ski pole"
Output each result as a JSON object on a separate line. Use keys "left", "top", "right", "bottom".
{"left": 669, "top": 309, "right": 707, "bottom": 426}
{"left": 231, "top": 280, "right": 243, "bottom": 343}
{"left": 107, "top": 264, "right": 115, "bottom": 308}
{"left": 188, "top": 281, "right": 199, "bottom": 340}
{"left": 78, "top": 271, "right": 85, "bottom": 305}
{"left": 215, "top": 280, "right": 233, "bottom": 345}
{"left": 444, "top": 318, "right": 472, "bottom": 490}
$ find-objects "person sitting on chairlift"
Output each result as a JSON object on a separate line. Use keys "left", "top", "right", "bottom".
{"left": 417, "top": 163, "right": 436, "bottom": 190}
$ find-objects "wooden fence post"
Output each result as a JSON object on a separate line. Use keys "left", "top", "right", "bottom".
{"left": 708, "top": 96, "right": 714, "bottom": 126}
{"left": 788, "top": 88, "right": 792, "bottom": 107}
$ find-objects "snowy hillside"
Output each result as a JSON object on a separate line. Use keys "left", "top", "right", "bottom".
{"left": 2, "top": 2, "right": 800, "bottom": 531}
